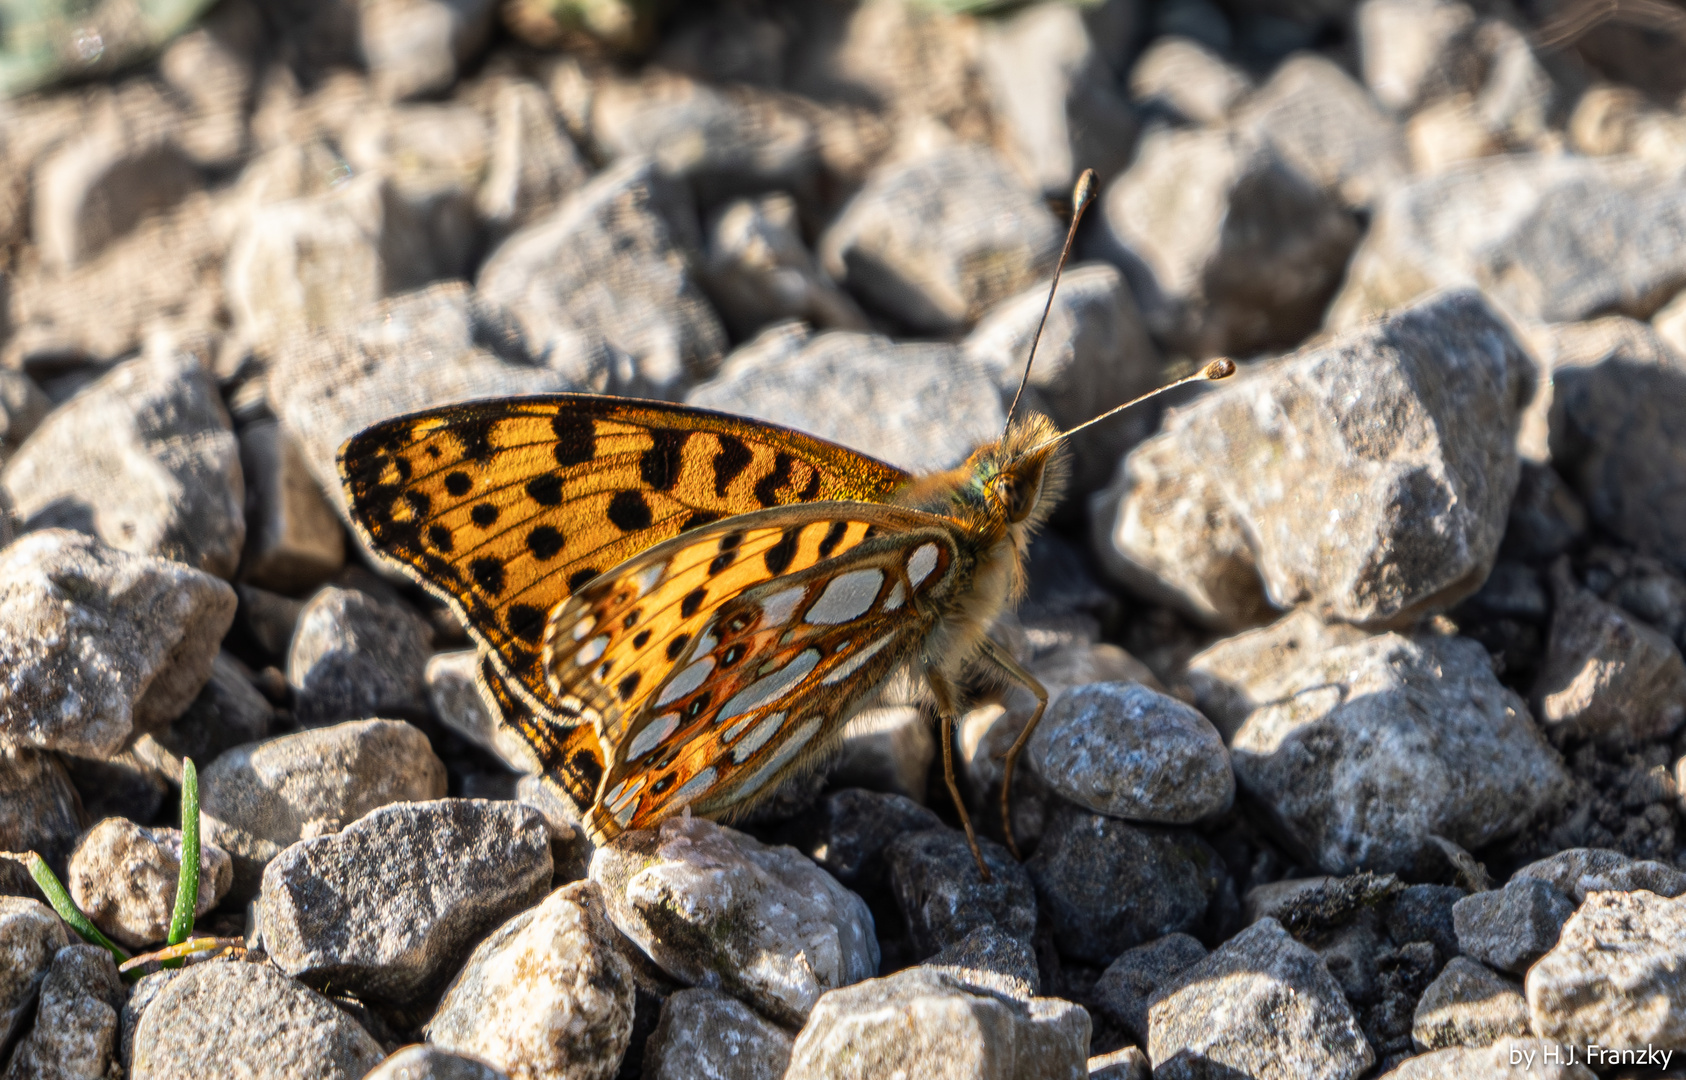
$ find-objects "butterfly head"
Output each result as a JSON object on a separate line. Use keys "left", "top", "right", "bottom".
{"left": 965, "top": 412, "right": 1068, "bottom": 533}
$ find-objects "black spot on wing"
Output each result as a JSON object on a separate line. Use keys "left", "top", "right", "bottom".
{"left": 617, "top": 672, "right": 641, "bottom": 701}
{"left": 527, "top": 525, "right": 564, "bottom": 560}
{"left": 428, "top": 525, "right": 454, "bottom": 552}
{"left": 640, "top": 430, "right": 688, "bottom": 492}
{"left": 666, "top": 633, "right": 691, "bottom": 660}
{"left": 709, "top": 551, "right": 735, "bottom": 575}
{"left": 507, "top": 603, "right": 546, "bottom": 644}
{"left": 763, "top": 527, "right": 800, "bottom": 575}
{"left": 818, "top": 521, "right": 847, "bottom": 557}
{"left": 571, "top": 749, "right": 603, "bottom": 790}
{"left": 471, "top": 503, "right": 499, "bottom": 528}
{"left": 754, "top": 453, "right": 795, "bottom": 508}
{"left": 404, "top": 491, "right": 431, "bottom": 519}
{"left": 797, "top": 464, "right": 822, "bottom": 502}
{"left": 444, "top": 471, "right": 472, "bottom": 497}
{"left": 680, "top": 510, "right": 720, "bottom": 532}
{"left": 526, "top": 473, "right": 564, "bottom": 507}
{"left": 455, "top": 417, "right": 498, "bottom": 461}
{"left": 632, "top": 629, "right": 651, "bottom": 649}
{"left": 552, "top": 413, "right": 596, "bottom": 467}
{"left": 681, "top": 588, "right": 707, "bottom": 618}
{"left": 712, "top": 435, "right": 753, "bottom": 497}
{"left": 471, "top": 557, "right": 505, "bottom": 595}
{"left": 607, "top": 490, "right": 653, "bottom": 532}
{"left": 568, "top": 568, "right": 600, "bottom": 593}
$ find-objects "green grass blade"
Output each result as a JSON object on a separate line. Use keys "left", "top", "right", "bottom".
{"left": 1, "top": 850, "right": 129, "bottom": 967}
{"left": 164, "top": 758, "right": 200, "bottom": 968}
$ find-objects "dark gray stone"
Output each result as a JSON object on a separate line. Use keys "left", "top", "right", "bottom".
{"left": 0, "top": 898, "right": 69, "bottom": 1049}
{"left": 1412, "top": 956, "right": 1529, "bottom": 1052}
{"left": 0, "top": 744, "right": 84, "bottom": 875}
{"left": 800, "top": 787, "right": 942, "bottom": 890}
{"left": 1452, "top": 878, "right": 1576, "bottom": 975}
{"left": 0, "top": 944, "right": 124, "bottom": 1080}
{"left": 1385, "top": 884, "right": 1465, "bottom": 961}
{"left": 920, "top": 924, "right": 1041, "bottom": 1001}
{"left": 885, "top": 827, "right": 1036, "bottom": 958}
{"left": 640, "top": 986, "right": 794, "bottom": 1080}
{"left": 287, "top": 586, "right": 432, "bottom": 727}
{"left": 1510, "top": 847, "right": 1686, "bottom": 903}
{"left": 1091, "top": 932, "right": 1208, "bottom": 1041}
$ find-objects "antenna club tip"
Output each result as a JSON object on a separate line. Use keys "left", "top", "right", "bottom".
{"left": 1203, "top": 357, "right": 1237, "bottom": 380}
{"left": 1072, "top": 168, "right": 1098, "bottom": 211}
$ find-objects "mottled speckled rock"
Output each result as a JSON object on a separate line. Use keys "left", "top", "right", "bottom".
{"left": 0, "top": 945, "right": 124, "bottom": 1080}
{"left": 590, "top": 815, "right": 877, "bottom": 1026}
{"left": 287, "top": 586, "right": 432, "bottom": 727}
{"left": 1148, "top": 919, "right": 1373, "bottom": 1080}
{"left": 202, "top": 718, "right": 447, "bottom": 899}
{"left": 1087, "top": 1047, "right": 1151, "bottom": 1080}
{"left": 1453, "top": 878, "right": 1575, "bottom": 975}
{"left": 1511, "top": 847, "right": 1686, "bottom": 902}
{"left": 687, "top": 324, "right": 1003, "bottom": 474}
{"left": 1027, "top": 801, "right": 1228, "bottom": 964}
{"left": 366, "top": 1045, "right": 509, "bottom": 1080}
{"left": 260, "top": 799, "right": 552, "bottom": 1007}
{"left": 0, "top": 347, "right": 244, "bottom": 578}
{"left": 1096, "top": 290, "right": 1532, "bottom": 630}
{"left": 1379, "top": 1037, "right": 1595, "bottom": 1079}
{"left": 0, "top": 897, "right": 69, "bottom": 1048}
{"left": 785, "top": 967, "right": 1089, "bottom": 1080}
{"left": 1412, "top": 957, "right": 1529, "bottom": 1051}
{"left": 921, "top": 924, "right": 1041, "bottom": 1001}
{"left": 237, "top": 418, "right": 346, "bottom": 593}
{"left": 1526, "top": 890, "right": 1686, "bottom": 1052}
{"left": 1091, "top": 933, "right": 1208, "bottom": 1042}
{"left": 130, "top": 960, "right": 384, "bottom": 1080}
{"left": 427, "top": 882, "right": 632, "bottom": 1080}
{"left": 0, "top": 529, "right": 236, "bottom": 757}
{"left": 1024, "top": 682, "right": 1232, "bottom": 824}
{"left": 799, "top": 787, "right": 942, "bottom": 890}
{"left": 477, "top": 158, "right": 725, "bottom": 398}
{"left": 885, "top": 828, "right": 1036, "bottom": 958}
{"left": 1189, "top": 611, "right": 1566, "bottom": 874}
{"left": 68, "top": 817, "right": 232, "bottom": 949}
{"left": 819, "top": 143, "right": 1061, "bottom": 335}
{"left": 641, "top": 987, "right": 794, "bottom": 1080}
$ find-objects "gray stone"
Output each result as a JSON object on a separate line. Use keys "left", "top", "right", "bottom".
{"left": 1527, "top": 890, "right": 1686, "bottom": 1055}
{"left": 260, "top": 798, "right": 552, "bottom": 1006}
{"left": 963, "top": 262, "right": 1162, "bottom": 497}
{"left": 1242, "top": 872, "right": 1401, "bottom": 937}
{"left": 641, "top": 987, "right": 794, "bottom": 1080}
{"left": 921, "top": 924, "right": 1041, "bottom": 1001}
{"left": 1, "top": 347, "right": 243, "bottom": 578}
{"left": 1128, "top": 36, "right": 1252, "bottom": 125}
{"left": 1510, "top": 847, "right": 1686, "bottom": 903}
{"left": 477, "top": 158, "right": 726, "bottom": 399}
{"left": 366, "top": 1046, "right": 509, "bottom": 1080}
{"left": 1356, "top": 0, "right": 1479, "bottom": 112}
{"left": 266, "top": 285, "right": 588, "bottom": 520}
{"left": 1412, "top": 956, "right": 1529, "bottom": 1051}
{"left": 287, "top": 586, "right": 432, "bottom": 727}
{"left": 1087, "top": 1046, "right": 1150, "bottom": 1080}
{"left": 785, "top": 967, "right": 1090, "bottom": 1080}
{"left": 1096, "top": 290, "right": 1532, "bottom": 630}
{"left": 1532, "top": 563, "right": 1686, "bottom": 748}
{"left": 799, "top": 787, "right": 943, "bottom": 889}
{"left": 1452, "top": 878, "right": 1575, "bottom": 975}
{"left": 67, "top": 817, "right": 233, "bottom": 950}
{"left": 61, "top": 745, "right": 169, "bottom": 826}
{"left": 1234, "top": 52, "right": 1408, "bottom": 209}
{"left": 1188, "top": 611, "right": 1567, "bottom": 874}
{"left": 819, "top": 143, "right": 1062, "bottom": 335}
{"left": 0, "top": 944, "right": 124, "bottom": 1080}
{"left": 0, "top": 898, "right": 69, "bottom": 1048}
{"left": 1384, "top": 884, "right": 1464, "bottom": 960}
{"left": 1501, "top": 463, "right": 1586, "bottom": 563}
{"left": 827, "top": 706, "right": 935, "bottom": 804}
{"left": 426, "top": 881, "right": 632, "bottom": 1080}
{"left": 359, "top": 0, "right": 496, "bottom": 101}
{"left": 1025, "top": 682, "right": 1232, "bottom": 824}
{"left": 1380, "top": 1037, "right": 1595, "bottom": 1079}
{"left": 687, "top": 325, "right": 1003, "bottom": 473}
{"left": 156, "top": 21, "right": 255, "bottom": 169}
{"left": 885, "top": 828, "right": 1036, "bottom": 958}
{"left": 1600, "top": 554, "right": 1686, "bottom": 655}
{"left": 1546, "top": 316, "right": 1686, "bottom": 574}
{"left": 425, "top": 649, "right": 543, "bottom": 774}
{"left": 237, "top": 419, "right": 345, "bottom": 593}
{"left": 1329, "top": 156, "right": 1686, "bottom": 331}
{"left": 236, "top": 584, "right": 305, "bottom": 660}
{"left": 1095, "top": 125, "right": 1358, "bottom": 360}
{"left": 1091, "top": 933, "right": 1208, "bottom": 1041}
{"left": 590, "top": 70, "right": 817, "bottom": 205}
{"left": 701, "top": 193, "right": 869, "bottom": 339}
{"left": 0, "top": 745, "right": 84, "bottom": 874}
{"left": 201, "top": 718, "right": 447, "bottom": 899}
{"left": 476, "top": 77, "right": 590, "bottom": 238}
{"left": 154, "top": 652, "right": 274, "bottom": 770}
{"left": 0, "top": 529, "right": 236, "bottom": 757}
{"left": 978, "top": 1, "right": 1137, "bottom": 195}
{"left": 589, "top": 815, "right": 877, "bottom": 1027}
{"left": 1147, "top": 918, "right": 1373, "bottom": 1080}
{"left": 513, "top": 775, "right": 592, "bottom": 883}
{"left": 130, "top": 960, "right": 384, "bottom": 1079}
{"left": 117, "top": 969, "right": 176, "bottom": 1074}
{"left": 1027, "top": 801, "right": 1227, "bottom": 964}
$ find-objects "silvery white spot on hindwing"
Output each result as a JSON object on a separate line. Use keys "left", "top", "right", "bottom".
{"left": 612, "top": 796, "right": 640, "bottom": 827}
{"left": 577, "top": 635, "right": 609, "bottom": 665}
{"left": 730, "top": 710, "right": 788, "bottom": 762}
{"left": 633, "top": 562, "right": 665, "bottom": 597}
{"left": 883, "top": 579, "right": 906, "bottom": 611}
{"left": 805, "top": 568, "right": 884, "bottom": 625}
{"left": 572, "top": 616, "right": 595, "bottom": 641}
{"left": 656, "top": 655, "right": 715, "bottom": 707}
{"left": 758, "top": 586, "right": 806, "bottom": 627}
{"left": 821, "top": 631, "right": 898, "bottom": 686}
{"left": 728, "top": 717, "right": 822, "bottom": 798}
{"left": 717, "top": 649, "right": 821, "bottom": 721}
{"left": 672, "top": 766, "right": 717, "bottom": 804}
{"left": 606, "top": 775, "right": 645, "bottom": 812}
{"left": 907, "top": 543, "right": 939, "bottom": 588}
{"left": 627, "top": 712, "right": 681, "bottom": 760}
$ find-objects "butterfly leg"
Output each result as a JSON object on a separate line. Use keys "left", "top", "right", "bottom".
{"left": 926, "top": 665, "right": 994, "bottom": 884}
{"left": 976, "top": 637, "right": 1048, "bottom": 862}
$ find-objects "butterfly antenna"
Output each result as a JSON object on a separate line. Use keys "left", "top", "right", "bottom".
{"left": 1025, "top": 357, "right": 1238, "bottom": 456}
{"left": 1002, "top": 168, "right": 1100, "bottom": 439}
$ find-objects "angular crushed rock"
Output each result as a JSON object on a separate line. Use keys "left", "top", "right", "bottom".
{"left": 365, "top": 1046, "right": 510, "bottom": 1080}
{"left": 1453, "top": 878, "right": 1576, "bottom": 975}
{"left": 0, "top": 897, "right": 70, "bottom": 1048}
{"left": 1412, "top": 956, "right": 1530, "bottom": 1052}
{"left": 1526, "top": 889, "right": 1686, "bottom": 1052}
{"left": 286, "top": 585, "right": 433, "bottom": 727}
{"left": 0, "top": 744, "right": 85, "bottom": 873}
{"left": 885, "top": 828, "right": 1036, "bottom": 959}
{"left": 0, "top": 944, "right": 125, "bottom": 1080}
{"left": 640, "top": 987, "right": 795, "bottom": 1080}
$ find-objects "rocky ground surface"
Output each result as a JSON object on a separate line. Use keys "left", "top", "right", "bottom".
{"left": 2, "top": 0, "right": 1686, "bottom": 1077}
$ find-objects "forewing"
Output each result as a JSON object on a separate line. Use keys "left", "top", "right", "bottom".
{"left": 539, "top": 503, "right": 963, "bottom": 841}
{"left": 474, "top": 651, "right": 604, "bottom": 814}
{"left": 337, "top": 395, "right": 911, "bottom": 718}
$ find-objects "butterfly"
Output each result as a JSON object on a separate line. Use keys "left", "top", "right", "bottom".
{"left": 336, "top": 170, "right": 1233, "bottom": 878}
